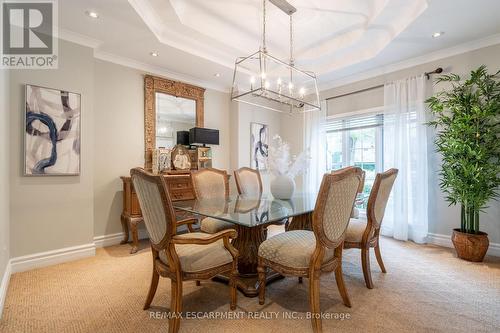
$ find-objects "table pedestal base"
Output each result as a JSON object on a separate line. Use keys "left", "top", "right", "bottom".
{"left": 213, "top": 270, "right": 284, "bottom": 298}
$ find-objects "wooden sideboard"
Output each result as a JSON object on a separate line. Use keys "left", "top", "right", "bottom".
{"left": 120, "top": 172, "right": 196, "bottom": 253}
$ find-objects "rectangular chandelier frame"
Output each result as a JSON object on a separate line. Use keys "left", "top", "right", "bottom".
{"left": 231, "top": 50, "right": 321, "bottom": 114}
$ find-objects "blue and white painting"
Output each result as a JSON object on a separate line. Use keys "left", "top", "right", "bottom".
{"left": 25, "top": 85, "right": 81, "bottom": 175}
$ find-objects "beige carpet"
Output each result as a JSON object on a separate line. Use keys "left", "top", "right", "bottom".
{"left": 1, "top": 228, "right": 500, "bottom": 333}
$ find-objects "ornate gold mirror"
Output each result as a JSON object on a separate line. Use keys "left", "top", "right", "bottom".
{"left": 144, "top": 75, "right": 205, "bottom": 169}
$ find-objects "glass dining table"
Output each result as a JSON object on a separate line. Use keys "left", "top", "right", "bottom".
{"left": 173, "top": 193, "right": 317, "bottom": 297}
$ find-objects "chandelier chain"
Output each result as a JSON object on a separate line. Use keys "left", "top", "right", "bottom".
{"left": 230, "top": 0, "right": 320, "bottom": 113}
{"left": 289, "top": 14, "right": 294, "bottom": 66}
{"left": 262, "top": 0, "right": 267, "bottom": 53}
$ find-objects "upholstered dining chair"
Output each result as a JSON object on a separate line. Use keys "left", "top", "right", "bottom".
{"left": 130, "top": 168, "right": 239, "bottom": 333}
{"left": 191, "top": 167, "right": 235, "bottom": 234}
{"left": 344, "top": 168, "right": 398, "bottom": 289}
{"left": 257, "top": 167, "right": 363, "bottom": 333}
{"left": 234, "top": 167, "right": 263, "bottom": 196}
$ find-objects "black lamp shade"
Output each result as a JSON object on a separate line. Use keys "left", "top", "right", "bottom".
{"left": 176, "top": 131, "right": 190, "bottom": 145}
{"left": 189, "top": 127, "right": 219, "bottom": 145}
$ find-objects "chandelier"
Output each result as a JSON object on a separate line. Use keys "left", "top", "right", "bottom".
{"left": 231, "top": 0, "right": 320, "bottom": 114}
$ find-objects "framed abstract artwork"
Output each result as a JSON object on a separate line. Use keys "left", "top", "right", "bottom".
{"left": 24, "top": 84, "right": 81, "bottom": 176}
{"left": 250, "top": 122, "right": 268, "bottom": 170}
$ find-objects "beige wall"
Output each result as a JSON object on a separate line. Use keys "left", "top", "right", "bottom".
{"left": 92, "top": 60, "right": 231, "bottom": 238}
{"left": 230, "top": 101, "right": 281, "bottom": 194}
{"left": 204, "top": 89, "right": 231, "bottom": 171}
{"left": 282, "top": 43, "right": 500, "bottom": 244}
{"left": 9, "top": 41, "right": 95, "bottom": 257}
{"left": 1, "top": 69, "right": 10, "bottom": 285}
{"left": 8, "top": 40, "right": 233, "bottom": 256}
{"left": 92, "top": 60, "right": 144, "bottom": 237}
{"left": 6, "top": 39, "right": 499, "bottom": 260}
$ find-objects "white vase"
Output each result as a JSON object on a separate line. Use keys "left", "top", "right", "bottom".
{"left": 270, "top": 175, "right": 295, "bottom": 200}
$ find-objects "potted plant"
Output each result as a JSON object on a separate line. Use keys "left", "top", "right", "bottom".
{"left": 426, "top": 65, "right": 500, "bottom": 262}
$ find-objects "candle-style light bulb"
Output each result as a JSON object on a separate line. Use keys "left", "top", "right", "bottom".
{"left": 261, "top": 72, "right": 266, "bottom": 79}
{"left": 250, "top": 76, "right": 255, "bottom": 90}
{"left": 277, "top": 78, "right": 282, "bottom": 86}
{"left": 264, "top": 80, "right": 270, "bottom": 89}
{"left": 299, "top": 87, "right": 305, "bottom": 97}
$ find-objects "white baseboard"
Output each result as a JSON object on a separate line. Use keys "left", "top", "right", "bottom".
{"left": 427, "top": 233, "right": 500, "bottom": 257}
{"left": 10, "top": 243, "right": 96, "bottom": 274}
{"left": 93, "top": 233, "right": 124, "bottom": 248}
{"left": 93, "top": 229, "right": 149, "bottom": 248}
{"left": 0, "top": 260, "right": 12, "bottom": 320}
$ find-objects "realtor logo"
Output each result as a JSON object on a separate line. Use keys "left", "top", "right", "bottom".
{"left": 1, "top": 0, "right": 58, "bottom": 68}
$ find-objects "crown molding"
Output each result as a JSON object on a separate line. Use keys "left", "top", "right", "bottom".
{"left": 56, "top": 27, "right": 500, "bottom": 94}
{"left": 58, "top": 28, "right": 102, "bottom": 49}
{"left": 319, "top": 33, "right": 500, "bottom": 91}
{"left": 93, "top": 50, "right": 229, "bottom": 93}
{"left": 57, "top": 28, "right": 229, "bottom": 93}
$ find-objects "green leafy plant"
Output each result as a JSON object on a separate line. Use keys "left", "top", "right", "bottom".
{"left": 426, "top": 66, "right": 500, "bottom": 234}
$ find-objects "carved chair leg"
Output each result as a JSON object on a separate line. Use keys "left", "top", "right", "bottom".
{"left": 257, "top": 258, "right": 266, "bottom": 305}
{"left": 229, "top": 264, "right": 238, "bottom": 310}
{"left": 195, "top": 280, "right": 201, "bottom": 286}
{"left": 308, "top": 270, "right": 322, "bottom": 333}
{"left": 143, "top": 268, "right": 160, "bottom": 310}
{"left": 334, "top": 263, "right": 351, "bottom": 308}
{"left": 298, "top": 277, "right": 303, "bottom": 284}
{"left": 374, "top": 243, "right": 387, "bottom": 273}
{"left": 169, "top": 279, "right": 183, "bottom": 333}
{"left": 361, "top": 247, "right": 374, "bottom": 289}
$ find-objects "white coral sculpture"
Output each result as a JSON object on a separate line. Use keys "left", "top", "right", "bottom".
{"left": 266, "top": 135, "right": 310, "bottom": 178}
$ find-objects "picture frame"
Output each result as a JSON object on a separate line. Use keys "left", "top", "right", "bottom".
{"left": 250, "top": 122, "right": 269, "bottom": 170}
{"left": 152, "top": 148, "right": 172, "bottom": 174}
{"left": 171, "top": 145, "right": 191, "bottom": 170}
{"left": 24, "top": 84, "right": 81, "bottom": 176}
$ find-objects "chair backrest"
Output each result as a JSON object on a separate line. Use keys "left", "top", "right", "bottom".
{"left": 313, "top": 167, "right": 363, "bottom": 248}
{"left": 234, "top": 167, "right": 263, "bottom": 196}
{"left": 191, "top": 167, "right": 229, "bottom": 199}
{"left": 130, "top": 168, "right": 176, "bottom": 248}
{"left": 367, "top": 168, "right": 398, "bottom": 229}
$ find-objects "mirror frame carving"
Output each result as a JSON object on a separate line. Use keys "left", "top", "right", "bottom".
{"left": 144, "top": 75, "right": 205, "bottom": 169}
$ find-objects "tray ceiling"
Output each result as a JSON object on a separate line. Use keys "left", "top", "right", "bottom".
{"left": 129, "top": 0, "right": 428, "bottom": 76}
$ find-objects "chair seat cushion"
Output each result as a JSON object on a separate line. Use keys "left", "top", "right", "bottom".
{"left": 258, "top": 230, "right": 334, "bottom": 269}
{"left": 159, "top": 232, "right": 233, "bottom": 273}
{"left": 345, "top": 218, "right": 368, "bottom": 243}
{"left": 200, "top": 217, "right": 235, "bottom": 234}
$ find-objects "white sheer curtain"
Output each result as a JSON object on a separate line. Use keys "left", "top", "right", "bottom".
{"left": 303, "top": 101, "right": 327, "bottom": 194}
{"left": 382, "top": 75, "right": 429, "bottom": 244}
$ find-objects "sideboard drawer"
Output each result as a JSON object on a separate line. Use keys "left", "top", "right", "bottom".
{"left": 164, "top": 176, "right": 191, "bottom": 187}
{"left": 170, "top": 188, "right": 195, "bottom": 201}
{"left": 168, "top": 179, "right": 191, "bottom": 189}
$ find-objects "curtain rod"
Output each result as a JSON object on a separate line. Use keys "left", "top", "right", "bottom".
{"left": 325, "top": 67, "right": 443, "bottom": 101}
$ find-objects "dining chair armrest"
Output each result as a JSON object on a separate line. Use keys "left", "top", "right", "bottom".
{"left": 172, "top": 229, "right": 238, "bottom": 245}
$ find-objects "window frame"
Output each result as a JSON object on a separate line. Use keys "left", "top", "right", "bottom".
{"left": 325, "top": 112, "right": 385, "bottom": 214}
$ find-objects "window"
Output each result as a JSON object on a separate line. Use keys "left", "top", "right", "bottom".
{"left": 325, "top": 114, "right": 383, "bottom": 208}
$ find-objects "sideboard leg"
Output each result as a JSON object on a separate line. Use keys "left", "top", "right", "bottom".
{"left": 120, "top": 214, "right": 129, "bottom": 244}
{"left": 130, "top": 221, "right": 140, "bottom": 254}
